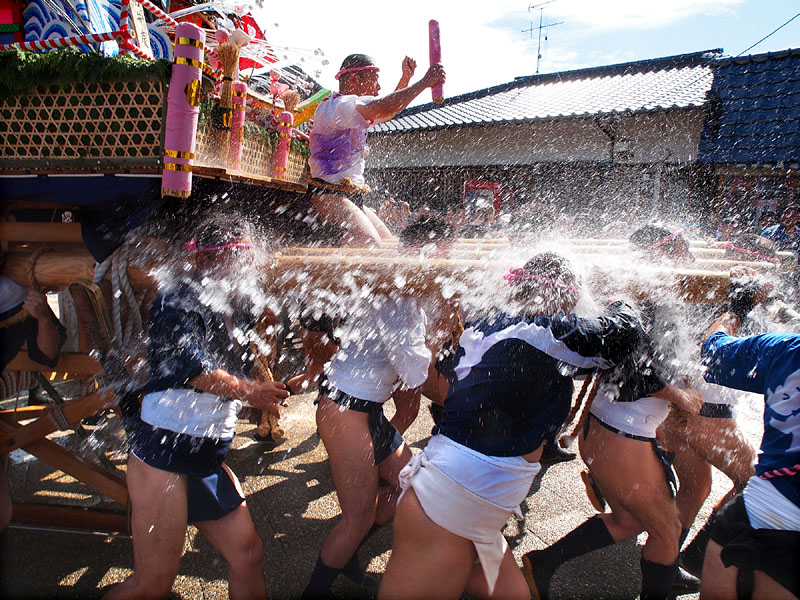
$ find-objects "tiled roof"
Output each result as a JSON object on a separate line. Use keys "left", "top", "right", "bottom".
{"left": 371, "top": 51, "right": 718, "bottom": 134}
{"left": 698, "top": 48, "right": 800, "bottom": 166}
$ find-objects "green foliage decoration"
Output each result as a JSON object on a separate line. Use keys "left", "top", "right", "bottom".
{"left": 290, "top": 138, "right": 310, "bottom": 158}
{"left": 0, "top": 48, "right": 172, "bottom": 99}
{"left": 243, "top": 120, "right": 280, "bottom": 153}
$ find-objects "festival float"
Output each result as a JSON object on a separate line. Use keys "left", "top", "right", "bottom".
{"left": 0, "top": 0, "right": 779, "bottom": 533}
{"left": 0, "top": 0, "right": 333, "bottom": 531}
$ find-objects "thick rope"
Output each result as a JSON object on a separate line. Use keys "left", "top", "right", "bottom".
{"left": 0, "top": 307, "right": 28, "bottom": 329}
{"left": 0, "top": 370, "right": 35, "bottom": 400}
{"left": 565, "top": 374, "right": 594, "bottom": 430}
{"left": 565, "top": 373, "right": 602, "bottom": 442}
{"left": 94, "top": 245, "right": 144, "bottom": 346}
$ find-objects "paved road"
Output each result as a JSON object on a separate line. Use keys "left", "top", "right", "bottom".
{"left": 1, "top": 390, "right": 751, "bottom": 599}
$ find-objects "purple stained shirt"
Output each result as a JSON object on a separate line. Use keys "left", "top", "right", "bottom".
{"left": 308, "top": 94, "right": 373, "bottom": 185}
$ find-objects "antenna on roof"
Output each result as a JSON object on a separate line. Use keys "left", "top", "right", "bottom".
{"left": 523, "top": 0, "right": 564, "bottom": 74}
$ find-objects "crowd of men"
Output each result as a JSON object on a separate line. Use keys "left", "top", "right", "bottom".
{"left": 2, "top": 51, "right": 798, "bottom": 600}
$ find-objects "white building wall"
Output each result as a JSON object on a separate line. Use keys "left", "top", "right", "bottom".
{"left": 367, "top": 107, "right": 705, "bottom": 169}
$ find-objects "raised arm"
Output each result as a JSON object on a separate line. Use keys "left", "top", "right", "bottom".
{"left": 357, "top": 63, "right": 445, "bottom": 123}
{"left": 394, "top": 56, "right": 416, "bottom": 91}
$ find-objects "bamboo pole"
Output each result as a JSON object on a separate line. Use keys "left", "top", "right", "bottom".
{"left": 0, "top": 248, "right": 734, "bottom": 302}
{"left": 557, "top": 238, "right": 712, "bottom": 248}
{"left": 280, "top": 247, "right": 780, "bottom": 271}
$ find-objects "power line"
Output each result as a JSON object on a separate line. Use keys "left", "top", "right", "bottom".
{"left": 737, "top": 11, "right": 800, "bottom": 57}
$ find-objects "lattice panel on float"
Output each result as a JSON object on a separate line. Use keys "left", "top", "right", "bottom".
{"left": 286, "top": 145, "right": 309, "bottom": 185}
{"left": 194, "top": 120, "right": 309, "bottom": 185}
{"left": 0, "top": 79, "right": 166, "bottom": 171}
{"left": 240, "top": 133, "right": 273, "bottom": 177}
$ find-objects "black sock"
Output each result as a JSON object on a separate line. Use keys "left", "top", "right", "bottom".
{"left": 340, "top": 555, "right": 378, "bottom": 588}
{"left": 339, "top": 524, "right": 384, "bottom": 587}
{"left": 640, "top": 556, "right": 679, "bottom": 600}
{"left": 523, "top": 516, "right": 615, "bottom": 598}
{"left": 681, "top": 513, "right": 715, "bottom": 577}
{"left": 301, "top": 555, "right": 340, "bottom": 599}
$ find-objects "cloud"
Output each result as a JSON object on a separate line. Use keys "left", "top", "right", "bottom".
{"left": 254, "top": 0, "right": 746, "bottom": 101}
{"left": 547, "top": 0, "right": 744, "bottom": 31}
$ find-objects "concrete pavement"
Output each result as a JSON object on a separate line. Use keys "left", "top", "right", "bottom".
{"left": 1, "top": 389, "right": 751, "bottom": 599}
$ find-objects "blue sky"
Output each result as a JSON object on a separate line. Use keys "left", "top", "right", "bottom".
{"left": 256, "top": 0, "right": 800, "bottom": 101}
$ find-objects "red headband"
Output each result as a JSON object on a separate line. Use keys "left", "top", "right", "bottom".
{"left": 335, "top": 65, "right": 379, "bottom": 80}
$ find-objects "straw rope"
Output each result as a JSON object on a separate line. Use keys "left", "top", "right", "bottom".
{"left": 563, "top": 373, "right": 602, "bottom": 444}
{"left": 250, "top": 341, "right": 284, "bottom": 442}
{"left": 0, "top": 246, "right": 52, "bottom": 329}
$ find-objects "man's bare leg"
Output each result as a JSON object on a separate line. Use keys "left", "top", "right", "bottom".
{"left": 195, "top": 465, "right": 266, "bottom": 600}
{"left": 363, "top": 205, "right": 395, "bottom": 241}
{"left": 375, "top": 442, "right": 412, "bottom": 526}
{"left": 389, "top": 388, "right": 421, "bottom": 434}
{"left": 311, "top": 193, "right": 382, "bottom": 248}
{"left": 316, "top": 397, "right": 381, "bottom": 568}
{"left": 0, "top": 457, "right": 11, "bottom": 534}
{"left": 104, "top": 456, "right": 188, "bottom": 599}
{"left": 380, "top": 489, "right": 475, "bottom": 600}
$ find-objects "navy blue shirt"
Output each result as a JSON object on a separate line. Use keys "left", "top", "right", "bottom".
{"left": 703, "top": 331, "right": 800, "bottom": 508}
{"left": 144, "top": 278, "right": 255, "bottom": 395}
{"left": 761, "top": 224, "right": 798, "bottom": 252}
{"left": 436, "top": 301, "right": 648, "bottom": 457}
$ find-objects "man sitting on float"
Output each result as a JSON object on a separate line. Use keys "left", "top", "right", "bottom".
{"left": 308, "top": 53, "right": 445, "bottom": 247}
{"left": 284, "top": 54, "right": 446, "bottom": 396}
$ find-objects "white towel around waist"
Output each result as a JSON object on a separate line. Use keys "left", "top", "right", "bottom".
{"left": 399, "top": 434, "right": 541, "bottom": 595}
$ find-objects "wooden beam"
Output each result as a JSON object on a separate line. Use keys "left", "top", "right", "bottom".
{"left": 0, "top": 421, "right": 128, "bottom": 504}
{"left": 0, "top": 248, "right": 154, "bottom": 290}
{"left": 5, "top": 352, "right": 103, "bottom": 375}
{"left": 0, "top": 406, "right": 49, "bottom": 423}
{"left": 0, "top": 222, "right": 83, "bottom": 243}
{"left": 11, "top": 502, "right": 128, "bottom": 533}
{"left": 0, "top": 389, "right": 116, "bottom": 455}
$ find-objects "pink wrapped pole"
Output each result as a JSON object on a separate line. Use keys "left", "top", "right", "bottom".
{"left": 272, "top": 109, "right": 293, "bottom": 180}
{"left": 161, "top": 22, "right": 205, "bottom": 198}
{"left": 429, "top": 19, "right": 444, "bottom": 104}
{"left": 228, "top": 82, "right": 247, "bottom": 170}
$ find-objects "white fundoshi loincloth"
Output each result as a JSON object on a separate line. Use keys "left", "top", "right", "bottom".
{"left": 398, "top": 435, "right": 541, "bottom": 595}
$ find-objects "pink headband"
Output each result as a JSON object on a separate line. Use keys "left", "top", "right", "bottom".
{"left": 719, "top": 242, "right": 779, "bottom": 263}
{"left": 334, "top": 65, "right": 379, "bottom": 80}
{"left": 184, "top": 239, "right": 254, "bottom": 253}
{"left": 503, "top": 268, "right": 580, "bottom": 294}
{"left": 644, "top": 230, "right": 684, "bottom": 252}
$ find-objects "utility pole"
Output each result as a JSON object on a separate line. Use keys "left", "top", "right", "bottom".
{"left": 522, "top": 0, "right": 563, "bottom": 74}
